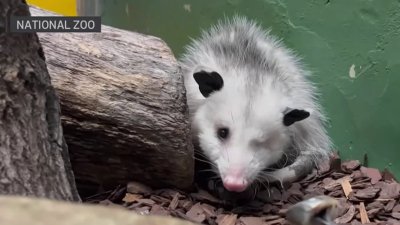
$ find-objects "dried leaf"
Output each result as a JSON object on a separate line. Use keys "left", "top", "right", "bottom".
{"left": 376, "top": 182, "right": 400, "bottom": 199}
{"left": 186, "top": 203, "right": 206, "bottom": 223}
{"left": 360, "top": 167, "right": 382, "bottom": 184}
{"left": 332, "top": 199, "right": 351, "bottom": 218}
{"left": 122, "top": 193, "right": 142, "bottom": 203}
{"left": 278, "top": 208, "right": 288, "bottom": 216}
{"left": 384, "top": 200, "right": 396, "bottom": 212}
{"left": 318, "top": 160, "right": 331, "bottom": 174}
{"left": 366, "top": 208, "right": 381, "bottom": 218}
{"left": 341, "top": 176, "right": 353, "bottom": 198}
{"left": 354, "top": 188, "right": 380, "bottom": 200}
{"left": 287, "top": 183, "right": 303, "bottom": 197}
{"left": 324, "top": 179, "right": 342, "bottom": 192}
{"left": 352, "top": 170, "right": 365, "bottom": 179}
{"left": 342, "top": 160, "right": 361, "bottom": 172}
{"left": 332, "top": 172, "right": 347, "bottom": 179}
{"left": 239, "top": 216, "right": 264, "bottom": 225}
{"left": 359, "top": 202, "right": 370, "bottom": 224}
{"left": 150, "top": 205, "right": 170, "bottom": 216}
{"left": 168, "top": 193, "right": 179, "bottom": 210}
{"left": 178, "top": 200, "right": 193, "bottom": 211}
{"left": 191, "top": 189, "right": 222, "bottom": 204}
{"left": 136, "top": 198, "right": 155, "bottom": 206}
{"left": 107, "top": 185, "right": 127, "bottom": 202}
{"left": 150, "top": 195, "right": 170, "bottom": 205}
{"left": 351, "top": 183, "right": 369, "bottom": 189}
{"left": 201, "top": 203, "right": 216, "bottom": 218}
{"left": 381, "top": 168, "right": 397, "bottom": 182}
{"left": 391, "top": 212, "right": 400, "bottom": 219}
{"left": 127, "top": 181, "right": 152, "bottom": 194}
{"left": 335, "top": 205, "right": 356, "bottom": 224}
{"left": 264, "top": 218, "right": 286, "bottom": 225}
{"left": 261, "top": 215, "right": 281, "bottom": 221}
{"left": 262, "top": 204, "right": 280, "bottom": 214}
{"left": 366, "top": 201, "right": 385, "bottom": 211}
{"left": 157, "top": 189, "right": 182, "bottom": 199}
{"left": 392, "top": 204, "right": 400, "bottom": 212}
{"left": 216, "top": 214, "right": 237, "bottom": 225}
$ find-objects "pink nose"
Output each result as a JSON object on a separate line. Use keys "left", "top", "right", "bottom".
{"left": 223, "top": 176, "right": 248, "bottom": 192}
{"left": 222, "top": 167, "right": 248, "bottom": 192}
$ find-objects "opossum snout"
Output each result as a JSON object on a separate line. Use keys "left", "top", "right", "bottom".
{"left": 222, "top": 167, "right": 249, "bottom": 192}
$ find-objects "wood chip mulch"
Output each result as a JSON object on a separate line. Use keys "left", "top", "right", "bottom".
{"left": 85, "top": 154, "right": 400, "bottom": 225}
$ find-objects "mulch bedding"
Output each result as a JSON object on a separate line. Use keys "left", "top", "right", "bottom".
{"left": 85, "top": 154, "right": 400, "bottom": 225}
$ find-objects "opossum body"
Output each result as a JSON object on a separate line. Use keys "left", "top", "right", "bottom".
{"left": 180, "top": 16, "right": 332, "bottom": 194}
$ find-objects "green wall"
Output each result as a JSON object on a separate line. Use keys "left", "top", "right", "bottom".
{"left": 99, "top": 0, "right": 400, "bottom": 177}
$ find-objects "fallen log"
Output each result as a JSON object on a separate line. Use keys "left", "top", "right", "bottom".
{"left": 30, "top": 7, "right": 194, "bottom": 197}
{"left": 0, "top": 195, "right": 197, "bottom": 225}
{"left": 0, "top": 1, "right": 79, "bottom": 201}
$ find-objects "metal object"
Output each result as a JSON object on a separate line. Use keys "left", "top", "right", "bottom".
{"left": 286, "top": 195, "right": 338, "bottom": 225}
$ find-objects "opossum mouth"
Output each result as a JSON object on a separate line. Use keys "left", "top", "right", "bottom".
{"left": 193, "top": 150, "right": 299, "bottom": 203}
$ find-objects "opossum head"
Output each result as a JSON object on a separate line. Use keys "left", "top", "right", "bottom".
{"left": 192, "top": 69, "right": 310, "bottom": 193}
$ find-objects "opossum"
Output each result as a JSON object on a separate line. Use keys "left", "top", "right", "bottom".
{"left": 180, "top": 16, "right": 332, "bottom": 194}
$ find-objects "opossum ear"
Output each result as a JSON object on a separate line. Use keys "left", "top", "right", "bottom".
{"left": 283, "top": 108, "right": 310, "bottom": 126}
{"left": 193, "top": 71, "right": 224, "bottom": 98}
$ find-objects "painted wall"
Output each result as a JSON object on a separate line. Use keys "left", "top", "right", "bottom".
{"left": 98, "top": 0, "right": 400, "bottom": 176}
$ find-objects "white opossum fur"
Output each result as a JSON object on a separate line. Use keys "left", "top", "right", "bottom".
{"left": 180, "top": 16, "right": 332, "bottom": 193}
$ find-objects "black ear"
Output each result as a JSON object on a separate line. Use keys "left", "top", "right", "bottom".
{"left": 283, "top": 109, "right": 310, "bottom": 126}
{"left": 193, "top": 71, "right": 224, "bottom": 98}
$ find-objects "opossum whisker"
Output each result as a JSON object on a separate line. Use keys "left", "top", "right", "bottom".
{"left": 194, "top": 157, "right": 218, "bottom": 167}
{"left": 209, "top": 174, "right": 221, "bottom": 180}
{"left": 280, "top": 152, "right": 290, "bottom": 167}
{"left": 194, "top": 156, "right": 212, "bottom": 163}
{"left": 194, "top": 149, "right": 209, "bottom": 157}
{"left": 260, "top": 167, "right": 276, "bottom": 172}
{"left": 256, "top": 177, "right": 269, "bottom": 191}
{"left": 251, "top": 183, "right": 259, "bottom": 200}
{"left": 255, "top": 176, "right": 271, "bottom": 197}
{"left": 198, "top": 168, "right": 217, "bottom": 173}
{"left": 255, "top": 173, "right": 269, "bottom": 188}
{"left": 193, "top": 152, "right": 209, "bottom": 159}
{"left": 259, "top": 170, "right": 284, "bottom": 188}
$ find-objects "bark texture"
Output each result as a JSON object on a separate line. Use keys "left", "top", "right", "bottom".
{"left": 0, "top": 1, "right": 80, "bottom": 201}
{"left": 30, "top": 7, "right": 194, "bottom": 197}
{"left": 0, "top": 196, "right": 197, "bottom": 225}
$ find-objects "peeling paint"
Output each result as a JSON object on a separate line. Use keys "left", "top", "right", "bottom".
{"left": 125, "top": 3, "right": 129, "bottom": 16}
{"left": 349, "top": 64, "right": 356, "bottom": 79}
{"left": 183, "top": 4, "right": 191, "bottom": 12}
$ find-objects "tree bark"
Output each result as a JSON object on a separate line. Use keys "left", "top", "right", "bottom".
{"left": 0, "top": 196, "right": 197, "bottom": 225}
{"left": 0, "top": 1, "right": 80, "bottom": 201}
{"left": 30, "top": 7, "right": 194, "bottom": 197}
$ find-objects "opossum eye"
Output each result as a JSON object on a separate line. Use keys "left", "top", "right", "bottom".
{"left": 283, "top": 108, "right": 310, "bottom": 126}
{"left": 217, "top": 127, "right": 229, "bottom": 140}
{"left": 193, "top": 71, "right": 224, "bottom": 98}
